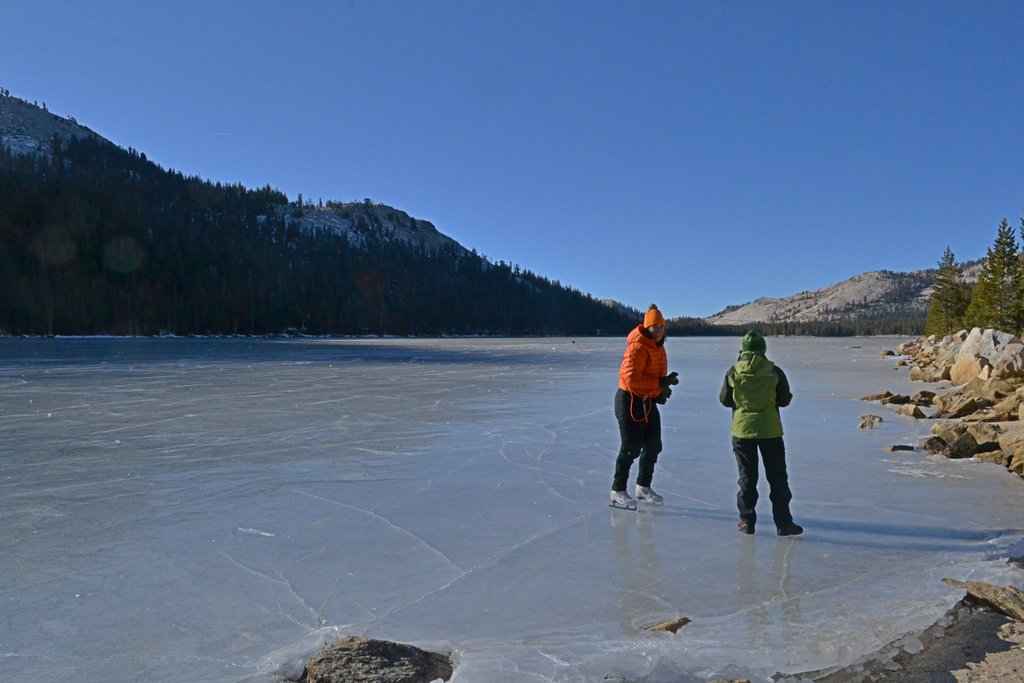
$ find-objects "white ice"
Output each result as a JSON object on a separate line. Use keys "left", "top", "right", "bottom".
{"left": 1, "top": 337, "right": 1023, "bottom": 683}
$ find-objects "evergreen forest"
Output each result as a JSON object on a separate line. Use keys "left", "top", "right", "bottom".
{"left": 0, "top": 136, "right": 637, "bottom": 337}
{"left": 926, "top": 217, "right": 1024, "bottom": 338}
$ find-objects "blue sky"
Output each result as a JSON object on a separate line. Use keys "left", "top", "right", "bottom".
{"left": 4, "top": 1, "right": 1023, "bottom": 317}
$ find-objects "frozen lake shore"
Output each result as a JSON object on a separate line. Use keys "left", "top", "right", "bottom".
{"left": 1, "top": 336, "right": 1023, "bottom": 682}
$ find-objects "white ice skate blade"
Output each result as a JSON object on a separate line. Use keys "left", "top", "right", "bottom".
{"left": 609, "top": 502, "right": 637, "bottom": 510}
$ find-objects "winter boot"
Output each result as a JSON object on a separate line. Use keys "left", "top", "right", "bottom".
{"left": 610, "top": 489, "right": 637, "bottom": 510}
{"left": 777, "top": 522, "right": 804, "bottom": 536}
{"left": 635, "top": 485, "right": 663, "bottom": 505}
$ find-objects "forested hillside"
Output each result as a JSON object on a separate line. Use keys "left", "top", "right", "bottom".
{"left": 0, "top": 131, "right": 635, "bottom": 337}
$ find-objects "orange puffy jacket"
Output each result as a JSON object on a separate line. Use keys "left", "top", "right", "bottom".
{"left": 618, "top": 324, "right": 668, "bottom": 398}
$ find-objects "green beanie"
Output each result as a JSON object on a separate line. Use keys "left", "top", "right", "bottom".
{"left": 741, "top": 330, "right": 767, "bottom": 353}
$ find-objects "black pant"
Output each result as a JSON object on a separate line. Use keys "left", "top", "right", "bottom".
{"left": 612, "top": 389, "right": 662, "bottom": 491}
{"left": 732, "top": 436, "right": 793, "bottom": 528}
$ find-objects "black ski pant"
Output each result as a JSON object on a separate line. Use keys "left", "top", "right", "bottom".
{"left": 612, "top": 388, "right": 662, "bottom": 491}
{"left": 732, "top": 436, "right": 793, "bottom": 529}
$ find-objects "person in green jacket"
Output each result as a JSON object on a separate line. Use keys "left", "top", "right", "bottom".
{"left": 719, "top": 331, "right": 803, "bottom": 536}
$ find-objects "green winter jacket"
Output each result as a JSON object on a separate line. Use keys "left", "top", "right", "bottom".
{"left": 719, "top": 352, "right": 792, "bottom": 439}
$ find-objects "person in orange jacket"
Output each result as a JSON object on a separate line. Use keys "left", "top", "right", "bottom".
{"left": 610, "top": 304, "right": 678, "bottom": 509}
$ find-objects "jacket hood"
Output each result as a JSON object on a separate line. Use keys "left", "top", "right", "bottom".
{"left": 628, "top": 324, "right": 664, "bottom": 348}
{"left": 735, "top": 351, "right": 772, "bottom": 373}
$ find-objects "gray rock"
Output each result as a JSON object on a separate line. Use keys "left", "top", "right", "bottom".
{"left": 881, "top": 394, "right": 912, "bottom": 405}
{"left": 859, "top": 415, "right": 884, "bottom": 429}
{"left": 993, "top": 342, "right": 1024, "bottom": 379}
{"left": 300, "top": 636, "right": 453, "bottom": 683}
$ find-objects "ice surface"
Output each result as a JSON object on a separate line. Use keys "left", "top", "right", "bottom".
{"left": 1, "top": 336, "right": 1023, "bottom": 682}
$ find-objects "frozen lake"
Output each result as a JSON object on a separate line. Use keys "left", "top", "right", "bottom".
{"left": 1, "top": 336, "right": 1023, "bottom": 682}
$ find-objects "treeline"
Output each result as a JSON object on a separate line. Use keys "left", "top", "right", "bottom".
{"left": 926, "top": 217, "right": 1024, "bottom": 337}
{"left": 0, "top": 136, "right": 635, "bottom": 336}
{"left": 666, "top": 312, "right": 926, "bottom": 338}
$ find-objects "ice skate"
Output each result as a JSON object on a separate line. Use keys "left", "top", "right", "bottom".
{"left": 609, "top": 489, "right": 637, "bottom": 510}
{"left": 635, "top": 485, "right": 663, "bottom": 505}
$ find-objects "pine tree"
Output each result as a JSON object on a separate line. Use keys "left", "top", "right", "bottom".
{"left": 965, "top": 218, "right": 1021, "bottom": 333}
{"left": 925, "top": 247, "right": 970, "bottom": 336}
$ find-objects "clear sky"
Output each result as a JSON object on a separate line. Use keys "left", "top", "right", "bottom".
{"left": 4, "top": 1, "right": 1023, "bottom": 317}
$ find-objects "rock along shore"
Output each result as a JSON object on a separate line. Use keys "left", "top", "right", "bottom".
{"left": 864, "top": 327, "right": 1024, "bottom": 479}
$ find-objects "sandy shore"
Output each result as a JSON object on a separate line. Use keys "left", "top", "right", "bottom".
{"left": 807, "top": 601, "right": 1024, "bottom": 683}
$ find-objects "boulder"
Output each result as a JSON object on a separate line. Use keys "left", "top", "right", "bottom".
{"left": 931, "top": 421, "right": 968, "bottom": 444}
{"left": 993, "top": 342, "right": 1024, "bottom": 379}
{"left": 956, "top": 328, "right": 1018, "bottom": 364}
{"left": 858, "top": 415, "right": 883, "bottom": 429}
{"left": 962, "top": 408, "right": 1014, "bottom": 423}
{"left": 950, "top": 355, "right": 988, "bottom": 386}
{"left": 301, "top": 637, "right": 454, "bottom": 683}
{"left": 974, "top": 449, "right": 1010, "bottom": 466}
{"left": 922, "top": 436, "right": 950, "bottom": 455}
{"left": 1010, "top": 447, "right": 1024, "bottom": 475}
{"left": 947, "top": 432, "right": 979, "bottom": 459}
{"left": 991, "top": 394, "right": 1022, "bottom": 421}
{"left": 932, "top": 396, "right": 988, "bottom": 420}
{"left": 860, "top": 390, "right": 894, "bottom": 402}
{"left": 880, "top": 349, "right": 896, "bottom": 357}
{"left": 964, "top": 422, "right": 1004, "bottom": 445}
{"left": 961, "top": 377, "right": 1016, "bottom": 404}
{"left": 896, "top": 341, "right": 918, "bottom": 355}
{"left": 910, "top": 364, "right": 950, "bottom": 382}
{"left": 996, "top": 423, "right": 1024, "bottom": 455}
{"left": 894, "top": 404, "right": 925, "bottom": 418}
{"left": 881, "top": 394, "right": 911, "bottom": 405}
{"left": 941, "top": 579, "right": 1024, "bottom": 621}
{"left": 911, "top": 390, "right": 936, "bottom": 406}
{"left": 884, "top": 445, "right": 916, "bottom": 452}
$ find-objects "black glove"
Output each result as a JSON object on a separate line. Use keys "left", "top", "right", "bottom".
{"left": 659, "top": 371, "right": 679, "bottom": 388}
{"left": 655, "top": 386, "right": 672, "bottom": 404}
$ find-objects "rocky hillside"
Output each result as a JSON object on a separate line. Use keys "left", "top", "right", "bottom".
{"left": 288, "top": 201, "right": 465, "bottom": 255}
{"left": 0, "top": 91, "right": 99, "bottom": 155}
{"left": 706, "top": 263, "right": 981, "bottom": 326}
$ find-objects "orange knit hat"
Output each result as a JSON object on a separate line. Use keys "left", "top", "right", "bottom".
{"left": 643, "top": 304, "right": 665, "bottom": 328}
